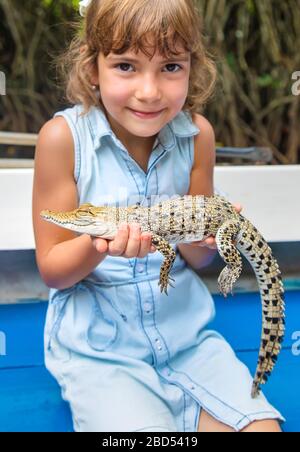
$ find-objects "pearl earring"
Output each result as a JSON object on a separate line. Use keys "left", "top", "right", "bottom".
{"left": 92, "top": 85, "right": 97, "bottom": 91}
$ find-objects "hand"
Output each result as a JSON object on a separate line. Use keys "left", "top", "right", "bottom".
{"left": 189, "top": 203, "right": 243, "bottom": 250}
{"left": 92, "top": 223, "right": 156, "bottom": 258}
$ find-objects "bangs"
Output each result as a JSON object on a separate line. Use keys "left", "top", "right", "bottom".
{"left": 89, "top": 0, "right": 199, "bottom": 59}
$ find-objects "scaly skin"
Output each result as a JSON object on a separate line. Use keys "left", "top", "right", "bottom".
{"left": 41, "top": 194, "right": 285, "bottom": 398}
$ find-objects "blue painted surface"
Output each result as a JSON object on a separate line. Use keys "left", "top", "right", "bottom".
{"left": 0, "top": 290, "right": 299, "bottom": 432}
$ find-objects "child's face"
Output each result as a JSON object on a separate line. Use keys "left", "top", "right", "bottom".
{"left": 91, "top": 44, "right": 191, "bottom": 147}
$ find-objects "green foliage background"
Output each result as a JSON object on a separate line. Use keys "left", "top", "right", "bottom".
{"left": 0, "top": 0, "right": 299, "bottom": 163}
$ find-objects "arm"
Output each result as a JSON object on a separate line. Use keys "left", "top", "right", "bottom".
{"left": 178, "top": 242, "right": 217, "bottom": 271}
{"left": 32, "top": 117, "right": 107, "bottom": 290}
{"left": 177, "top": 114, "right": 218, "bottom": 270}
{"left": 41, "top": 234, "right": 107, "bottom": 290}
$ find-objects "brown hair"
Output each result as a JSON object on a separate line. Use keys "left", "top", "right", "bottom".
{"left": 55, "top": 0, "right": 217, "bottom": 116}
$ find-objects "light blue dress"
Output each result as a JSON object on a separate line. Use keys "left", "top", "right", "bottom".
{"left": 44, "top": 105, "right": 285, "bottom": 432}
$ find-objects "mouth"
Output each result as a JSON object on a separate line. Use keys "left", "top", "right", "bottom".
{"left": 128, "top": 108, "right": 165, "bottom": 118}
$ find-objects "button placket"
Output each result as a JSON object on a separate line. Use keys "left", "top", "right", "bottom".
{"left": 155, "top": 338, "right": 163, "bottom": 351}
{"left": 137, "top": 276, "right": 169, "bottom": 365}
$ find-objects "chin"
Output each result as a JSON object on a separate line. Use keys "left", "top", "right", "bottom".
{"left": 130, "top": 127, "right": 161, "bottom": 137}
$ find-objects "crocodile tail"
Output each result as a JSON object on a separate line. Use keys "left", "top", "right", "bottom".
{"left": 236, "top": 216, "right": 285, "bottom": 398}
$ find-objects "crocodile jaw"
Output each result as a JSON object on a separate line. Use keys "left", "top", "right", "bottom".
{"left": 40, "top": 210, "right": 118, "bottom": 239}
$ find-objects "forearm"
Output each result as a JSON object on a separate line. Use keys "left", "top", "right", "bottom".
{"left": 40, "top": 234, "right": 107, "bottom": 290}
{"left": 177, "top": 243, "right": 217, "bottom": 270}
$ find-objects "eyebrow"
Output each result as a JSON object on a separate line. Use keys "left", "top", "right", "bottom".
{"left": 107, "top": 55, "right": 190, "bottom": 63}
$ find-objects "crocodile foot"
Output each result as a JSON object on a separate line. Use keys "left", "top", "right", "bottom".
{"left": 158, "top": 274, "right": 175, "bottom": 295}
{"left": 218, "top": 265, "right": 241, "bottom": 297}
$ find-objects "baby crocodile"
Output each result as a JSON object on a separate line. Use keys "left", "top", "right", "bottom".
{"left": 41, "top": 194, "right": 285, "bottom": 398}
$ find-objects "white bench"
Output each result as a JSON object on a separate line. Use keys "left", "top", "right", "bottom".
{"left": 0, "top": 164, "right": 299, "bottom": 250}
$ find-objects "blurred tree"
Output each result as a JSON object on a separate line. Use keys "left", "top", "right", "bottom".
{"left": 0, "top": 0, "right": 299, "bottom": 163}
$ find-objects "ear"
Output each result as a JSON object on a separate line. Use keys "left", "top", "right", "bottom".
{"left": 88, "top": 61, "right": 99, "bottom": 86}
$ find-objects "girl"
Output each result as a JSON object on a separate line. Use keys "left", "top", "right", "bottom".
{"left": 32, "top": 0, "right": 284, "bottom": 432}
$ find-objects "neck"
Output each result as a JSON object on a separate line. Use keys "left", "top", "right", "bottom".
{"left": 104, "top": 109, "right": 159, "bottom": 155}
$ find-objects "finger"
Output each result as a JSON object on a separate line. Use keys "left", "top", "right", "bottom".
{"left": 195, "top": 236, "right": 216, "bottom": 249}
{"left": 202, "top": 241, "right": 217, "bottom": 250}
{"left": 205, "top": 237, "right": 216, "bottom": 246}
{"left": 93, "top": 237, "right": 108, "bottom": 254}
{"left": 109, "top": 223, "right": 128, "bottom": 256}
{"left": 233, "top": 203, "right": 243, "bottom": 213}
{"left": 125, "top": 223, "right": 142, "bottom": 257}
{"left": 207, "top": 242, "right": 218, "bottom": 250}
{"left": 190, "top": 237, "right": 215, "bottom": 247}
{"left": 190, "top": 241, "right": 206, "bottom": 247}
{"left": 138, "top": 232, "right": 152, "bottom": 258}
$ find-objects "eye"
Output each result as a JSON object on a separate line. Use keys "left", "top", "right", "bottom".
{"left": 114, "top": 63, "right": 183, "bottom": 73}
{"left": 163, "top": 64, "right": 182, "bottom": 73}
{"left": 114, "top": 63, "right": 134, "bottom": 72}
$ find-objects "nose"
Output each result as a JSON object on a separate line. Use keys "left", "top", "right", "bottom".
{"left": 135, "top": 74, "right": 162, "bottom": 102}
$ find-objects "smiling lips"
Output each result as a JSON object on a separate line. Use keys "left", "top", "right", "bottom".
{"left": 129, "top": 108, "right": 164, "bottom": 118}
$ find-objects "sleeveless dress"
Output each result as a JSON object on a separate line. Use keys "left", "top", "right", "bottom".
{"left": 44, "top": 105, "right": 285, "bottom": 432}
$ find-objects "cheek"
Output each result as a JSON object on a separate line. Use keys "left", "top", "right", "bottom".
{"left": 169, "top": 88, "right": 189, "bottom": 110}
{"left": 164, "top": 78, "right": 189, "bottom": 102}
{"left": 99, "top": 73, "right": 131, "bottom": 103}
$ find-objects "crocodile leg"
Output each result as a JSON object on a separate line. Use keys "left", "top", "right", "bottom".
{"left": 151, "top": 234, "right": 176, "bottom": 295}
{"left": 215, "top": 220, "right": 243, "bottom": 297}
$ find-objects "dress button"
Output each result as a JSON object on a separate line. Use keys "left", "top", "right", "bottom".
{"left": 137, "top": 264, "right": 144, "bottom": 273}
{"left": 144, "top": 302, "right": 151, "bottom": 313}
{"left": 155, "top": 339, "right": 162, "bottom": 350}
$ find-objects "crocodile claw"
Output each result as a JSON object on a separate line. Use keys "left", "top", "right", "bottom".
{"left": 158, "top": 275, "right": 175, "bottom": 295}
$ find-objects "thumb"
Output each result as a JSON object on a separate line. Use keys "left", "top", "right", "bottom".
{"left": 92, "top": 237, "right": 108, "bottom": 254}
